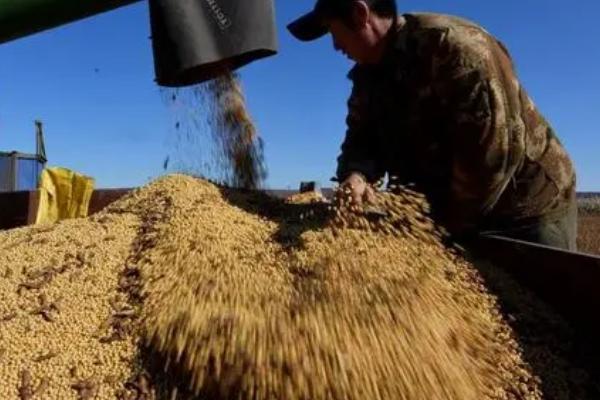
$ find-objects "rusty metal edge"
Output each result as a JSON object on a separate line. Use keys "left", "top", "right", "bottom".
{"left": 26, "top": 190, "right": 40, "bottom": 225}
{"left": 0, "top": 187, "right": 307, "bottom": 231}
{"left": 474, "top": 234, "right": 600, "bottom": 332}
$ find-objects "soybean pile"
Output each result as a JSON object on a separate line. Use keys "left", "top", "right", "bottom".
{"left": 0, "top": 175, "right": 597, "bottom": 399}
{"left": 0, "top": 211, "right": 143, "bottom": 399}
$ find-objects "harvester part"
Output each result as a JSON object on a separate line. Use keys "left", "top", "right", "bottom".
{"left": 0, "top": 0, "right": 142, "bottom": 45}
{"left": 148, "top": 0, "right": 278, "bottom": 86}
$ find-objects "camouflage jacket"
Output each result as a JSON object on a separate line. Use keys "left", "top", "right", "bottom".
{"left": 336, "top": 13, "right": 576, "bottom": 233}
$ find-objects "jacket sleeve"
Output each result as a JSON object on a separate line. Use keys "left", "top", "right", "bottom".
{"left": 336, "top": 70, "right": 385, "bottom": 183}
{"left": 432, "top": 27, "right": 526, "bottom": 233}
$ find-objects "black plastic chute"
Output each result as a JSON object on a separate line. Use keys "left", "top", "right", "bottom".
{"left": 149, "top": 0, "right": 278, "bottom": 86}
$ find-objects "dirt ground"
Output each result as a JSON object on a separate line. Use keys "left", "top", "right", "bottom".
{"left": 578, "top": 213, "right": 600, "bottom": 255}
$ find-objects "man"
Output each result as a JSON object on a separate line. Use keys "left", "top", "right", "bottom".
{"left": 288, "top": 0, "right": 578, "bottom": 250}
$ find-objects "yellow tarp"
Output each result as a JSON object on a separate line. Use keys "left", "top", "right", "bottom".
{"left": 35, "top": 167, "right": 95, "bottom": 225}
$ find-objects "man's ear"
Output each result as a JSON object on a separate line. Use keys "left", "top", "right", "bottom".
{"left": 351, "top": 1, "right": 370, "bottom": 29}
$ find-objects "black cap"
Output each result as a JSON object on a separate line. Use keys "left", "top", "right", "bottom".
{"left": 287, "top": 1, "right": 328, "bottom": 42}
{"left": 288, "top": 0, "right": 366, "bottom": 42}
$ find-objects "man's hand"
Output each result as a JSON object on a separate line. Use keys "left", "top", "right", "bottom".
{"left": 339, "top": 172, "right": 376, "bottom": 208}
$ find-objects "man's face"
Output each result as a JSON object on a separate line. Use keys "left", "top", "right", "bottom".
{"left": 327, "top": 18, "right": 371, "bottom": 64}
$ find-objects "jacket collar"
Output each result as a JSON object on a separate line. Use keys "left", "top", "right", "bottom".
{"left": 348, "top": 14, "right": 413, "bottom": 79}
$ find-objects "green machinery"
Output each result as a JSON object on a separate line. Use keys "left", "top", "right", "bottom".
{"left": 0, "top": 1, "right": 142, "bottom": 45}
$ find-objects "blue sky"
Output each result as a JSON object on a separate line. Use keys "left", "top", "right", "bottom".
{"left": 0, "top": 0, "right": 598, "bottom": 190}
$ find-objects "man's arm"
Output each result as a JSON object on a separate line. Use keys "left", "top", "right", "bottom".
{"left": 336, "top": 70, "right": 385, "bottom": 184}
{"left": 432, "top": 27, "right": 526, "bottom": 233}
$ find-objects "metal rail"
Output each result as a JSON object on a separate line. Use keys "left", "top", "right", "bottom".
{"left": 475, "top": 234, "right": 600, "bottom": 332}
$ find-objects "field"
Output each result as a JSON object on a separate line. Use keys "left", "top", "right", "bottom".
{"left": 578, "top": 196, "right": 600, "bottom": 255}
